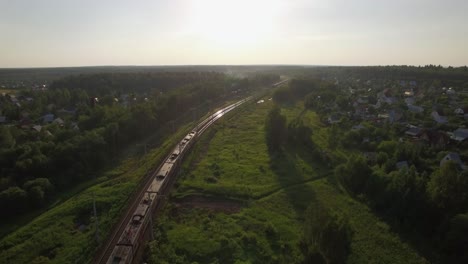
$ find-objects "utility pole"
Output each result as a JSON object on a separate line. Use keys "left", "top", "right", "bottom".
{"left": 193, "top": 107, "right": 196, "bottom": 121}
{"left": 92, "top": 192, "right": 100, "bottom": 243}
{"left": 148, "top": 192, "right": 154, "bottom": 241}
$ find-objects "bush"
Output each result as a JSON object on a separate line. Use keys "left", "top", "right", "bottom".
{"left": 335, "top": 155, "right": 372, "bottom": 195}
{"left": 427, "top": 162, "right": 468, "bottom": 213}
{"left": 302, "top": 201, "right": 352, "bottom": 264}
{"left": 265, "top": 107, "right": 287, "bottom": 151}
{"left": 0, "top": 187, "right": 28, "bottom": 214}
{"left": 442, "top": 213, "right": 468, "bottom": 263}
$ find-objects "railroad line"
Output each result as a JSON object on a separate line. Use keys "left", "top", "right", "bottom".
{"left": 93, "top": 97, "right": 251, "bottom": 264}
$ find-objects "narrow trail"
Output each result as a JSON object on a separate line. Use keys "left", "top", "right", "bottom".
{"left": 179, "top": 173, "right": 332, "bottom": 204}
{"left": 255, "top": 173, "right": 332, "bottom": 201}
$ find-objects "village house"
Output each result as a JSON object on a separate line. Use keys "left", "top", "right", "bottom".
{"left": 405, "top": 97, "right": 415, "bottom": 105}
{"left": 396, "top": 161, "right": 409, "bottom": 170}
{"left": 71, "top": 122, "right": 79, "bottom": 131}
{"left": 327, "top": 113, "right": 342, "bottom": 124}
{"left": 446, "top": 87, "right": 456, "bottom": 96}
{"left": 440, "top": 152, "right": 466, "bottom": 170}
{"left": 419, "top": 130, "right": 450, "bottom": 148}
{"left": 57, "top": 107, "right": 76, "bottom": 118}
{"left": 431, "top": 111, "right": 448, "bottom": 124}
{"left": 357, "top": 96, "right": 369, "bottom": 104}
{"left": 454, "top": 108, "right": 464, "bottom": 115}
{"left": 404, "top": 89, "right": 414, "bottom": 97}
{"left": 405, "top": 127, "right": 422, "bottom": 137}
{"left": 18, "top": 117, "right": 32, "bottom": 129}
{"left": 43, "top": 114, "right": 54, "bottom": 123}
{"left": 388, "top": 109, "right": 403, "bottom": 123}
{"left": 352, "top": 124, "right": 365, "bottom": 131}
{"left": 451, "top": 128, "right": 468, "bottom": 142}
{"left": 54, "top": 118, "right": 65, "bottom": 126}
{"left": 32, "top": 125, "right": 42, "bottom": 132}
{"left": 379, "top": 89, "right": 398, "bottom": 105}
{"left": 408, "top": 104, "right": 424, "bottom": 113}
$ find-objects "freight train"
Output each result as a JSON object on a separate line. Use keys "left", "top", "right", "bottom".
{"left": 106, "top": 130, "right": 196, "bottom": 264}
{"left": 104, "top": 98, "right": 251, "bottom": 264}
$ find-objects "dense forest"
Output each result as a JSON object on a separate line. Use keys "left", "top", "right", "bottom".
{"left": 0, "top": 65, "right": 286, "bottom": 88}
{"left": 0, "top": 71, "right": 278, "bottom": 219}
{"left": 319, "top": 65, "right": 468, "bottom": 81}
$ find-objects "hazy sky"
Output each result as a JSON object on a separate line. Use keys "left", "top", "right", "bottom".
{"left": 1, "top": 0, "right": 467, "bottom": 67}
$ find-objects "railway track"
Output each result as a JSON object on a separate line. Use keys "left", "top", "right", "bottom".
{"left": 93, "top": 97, "right": 251, "bottom": 264}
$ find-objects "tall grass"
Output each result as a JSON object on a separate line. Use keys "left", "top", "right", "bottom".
{"left": 148, "top": 98, "right": 427, "bottom": 263}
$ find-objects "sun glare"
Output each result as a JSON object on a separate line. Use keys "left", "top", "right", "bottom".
{"left": 187, "top": 0, "right": 281, "bottom": 48}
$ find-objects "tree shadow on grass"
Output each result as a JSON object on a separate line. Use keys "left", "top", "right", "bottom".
{"left": 267, "top": 145, "right": 317, "bottom": 218}
{"left": 370, "top": 200, "right": 442, "bottom": 263}
{"left": 267, "top": 144, "right": 355, "bottom": 264}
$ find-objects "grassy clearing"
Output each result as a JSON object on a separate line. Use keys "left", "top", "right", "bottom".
{"left": 177, "top": 101, "right": 328, "bottom": 200}
{"left": 149, "top": 98, "right": 427, "bottom": 263}
{"left": 0, "top": 123, "right": 194, "bottom": 264}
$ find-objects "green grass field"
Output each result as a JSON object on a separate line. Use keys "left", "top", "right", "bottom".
{"left": 148, "top": 98, "right": 427, "bottom": 263}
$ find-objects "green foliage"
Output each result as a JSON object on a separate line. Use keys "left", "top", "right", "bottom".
{"left": 0, "top": 126, "right": 15, "bottom": 149}
{"left": 341, "top": 130, "right": 361, "bottom": 149}
{"left": 49, "top": 72, "right": 226, "bottom": 96}
{"left": 377, "top": 140, "right": 398, "bottom": 155}
{"left": 287, "top": 119, "right": 314, "bottom": 149}
{"left": 373, "top": 166, "right": 430, "bottom": 229}
{"left": 272, "top": 79, "right": 335, "bottom": 106}
{"left": 335, "top": 155, "right": 372, "bottom": 195}
{"left": 428, "top": 162, "right": 468, "bottom": 213}
{"left": 0, "top": 123, "right": 193, "bottom": 263}
{"left": 23, "top": 178, "right": 54, "bottom": 207}
{"left": 303, "top": 201, "right": 352, "bottom": 264}
{"left": 265, "top": 106, "right": 287, "bottom": 151}
{"left": 0, "top": 187, "right": 28, "bottom": 213}
{"left": 376, "top": 152, "right": 389, "bottom": 166}
{"left": 272, "top": 86, "right": 293, "bottom": 104}
{"left": 442, "top": 213, "right": 468, "bottom": 263}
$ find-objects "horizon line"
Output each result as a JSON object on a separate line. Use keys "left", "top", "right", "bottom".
{"left": 1, "top": 63, "right": 467, "bottom": 70}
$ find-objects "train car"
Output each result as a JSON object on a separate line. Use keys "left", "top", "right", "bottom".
{"left": 147, "top": 177, "right": 166, "bottom": 194}
{"left": 107, "top": 244, "right": 133, "bottom": 264}
{"left": 166, "top": 148, "right": 181, "bottom": 164}
{"left": 180, "top": 131, "right": 196, "bottom": 147}
{"left": 155, "top": 162, "right": 174, "bottom": 180}
{"left": 109, "top": 193, "right": 155, "bottom": 263}
{"left": 118, "top": 200, "right": 151, "bottom": 246}
{"left": 185, "top": 131, "right": 197, "bottom": 146}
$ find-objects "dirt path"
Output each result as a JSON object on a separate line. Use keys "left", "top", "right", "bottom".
{"left": 174, "top": 195, "right": 244, "bottom": 213}
{"left": 255, "top": 173, "right": 331, "bottom": 201}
